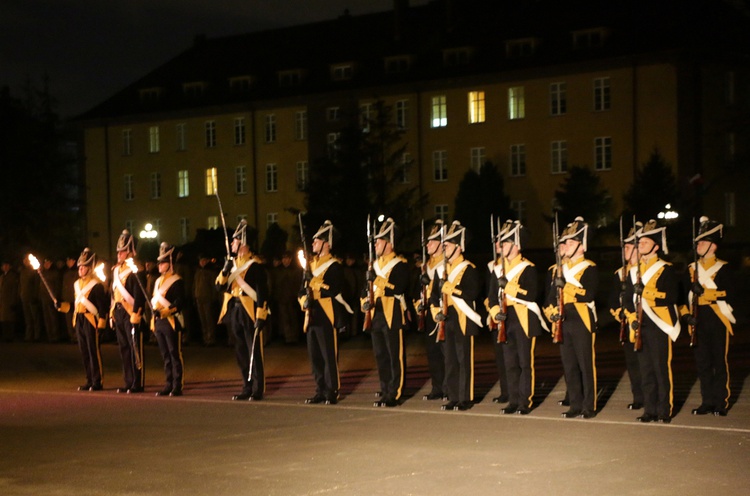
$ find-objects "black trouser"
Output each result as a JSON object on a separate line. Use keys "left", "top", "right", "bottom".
{"left": 693, "top": 309, "right": 730, "bottom": 409}
{"left": 424, "top": 317, "right": 446, "bottom": 396}
{"left": 370, "top": 311, "right": 404, "bottom": 401}
{"left": 503, "top": 324, "right": 535, "bottom": 409}
{"left": 560, "top": 323, "right": 596, "bottom": 413}
{"left": 76, "top": 316, "right": 102, "bottom": 387}
{"left": 444, "top": 320, "right": 474, "bottom": 403}
{"left": 638, "top": 321, "right": 673, "bottom": 418}
{"left": 227, "top": 301, "right": 264, "bottom": 397}
{"left": 113, "top": 305, "right": 144, "bottom": 390}
{"left": 307, "top": 317, "right": 339, "bottom": 399}
{"left": 154, "top": 318, "right": 183, "bottom": 392}
{"left": 491, "top": 329, "right": 508, "bottom": 398}
{"left": 624, "top": 342, "right": 644, "bottom": 405}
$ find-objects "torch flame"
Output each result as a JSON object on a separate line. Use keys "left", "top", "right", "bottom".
{"left": 297, "top": 249, "right": 306, "bottom": 270}
{"left": 94, "top": 263, "right": 107, "bottom": 282}
{"left": 28, "top": 254, "right": 40, "bottom": 271}
{"left": 125, "top": 257, "right": 138, "bottom": 274}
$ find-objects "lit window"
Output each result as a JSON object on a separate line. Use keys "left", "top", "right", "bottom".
{"left": 594, "top": 77, "right": 610, "bottom": 111}
{"left": 510, "top": 144, "right": 526, "bottom": 177}
{"left": 205, "top": 167, "right": 218, "bottom": 195}
{"left": 207, "top": 216, "right": 219, "bottom": 229}
{"left": 177, "top": 170, "right": 189, "bottom": 198}
{"left": 508, "top": 87, "right": 525, "bottom": 120}
{"left": 468, "top": 91, "right": 485, "bottom": 124}
{"left": 550, "top": 82, "right": 567, "bottom": 116}
{"left": 431, "top": 95, "right": 447, "bottom": 128}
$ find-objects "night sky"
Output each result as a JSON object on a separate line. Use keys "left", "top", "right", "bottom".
{"left": 1, "top": 0, "right": 430, "bottom": 120}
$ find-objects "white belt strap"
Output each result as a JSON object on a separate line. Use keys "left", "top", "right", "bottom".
{"left": 152, "top": 274, "right": 179, "bottom": 310}
{"left": 113, "top": 266, "right": 135, "bottom": 307}
{"left": 689, "top": 261, "right": 736, "bottom": 324}
{"left": 76, "top": 279, "right": 99, "bottom": 317}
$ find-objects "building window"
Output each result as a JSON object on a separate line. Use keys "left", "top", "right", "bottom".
{"left": 431, "top": 95, "right": 447, "bottom": 128}
{"left": 229, "top": 76, "right": 254, "bottom": 93}
{"left": 267, "top": 212, "right": 279, "bottom": 229}
{"left": 234, "top": 117, "right": 246, "bottom": 146}
{"left": 551, "top": 141, "right": 568, "bottom": 174}
{"left": 125, "top": 220, "right": 135, "bottom": 233}
{"left": 443, "top": 47, "right": 472, "bottom": 67}
{"left": 470, "top": 147, "right": 485, "bottom": 173}
{"left": 725, "top": 192, "right": 736, "bottom": 227}
{"left": 468, "top": 91, "right": 486, "bottom": 124}
{"left": 205, "top": 121, "right": 217, "bottom": 148}
{"left": 399, "top": 153, "right": 412, "bottom": 184}
{"left": 205, "top": 167, "right": 218, "bottom": 195}
{"left": 234, "top": 166, "right": 247, "bottom": 195}
{"left": 183, "top": 82, "right": 207, "bottom": 98}
{"left": 124, "top": 174, "right": 134, "bottom": 201}
{"left": 508, "top": 86, "right": 525, "bottom": 120}
{"left": 148, "top": 126, "right": 160, "bottom": 153}
{"left": 510, "top": 200, "right": 527, "bottom": 224}
{"left": 331, "top": 63, "right": 353, "bottom": 81}
{"left": 594, "top": 77, "right": 610, "bottom": 111}
{"left": 573, "top": 28, "right": 607, "bottom": 49}
{"left": 435, "top": 204, "right": 449, "bottom": 221}
{"left": 264, "top": 114, "right": 276, "bottom": 143}
{"left": 326, "top": 107, "right": 340, "bottom": 122}
{"left": 385, "top": 55, "right": 411, "bottom": 74}
{"left": 396, "top": 100, "right": 409, "bottom": 129}
{"left": 594, "top": 137, "right": 612, "bottom": 170}
{"left": 360, "top": 103, "right": 372, "bottom": 132}
{"left": 179, "top": 218, "right": 190, "bottom": 244}
{"left": 550, "top": 82, "right": 567, "bottom": 116}
{"left": 433, "top": 150, "right": 448, "bottom": 182}
{"left": 207, "top": 216, "right": 219, "bottom": 229}
{"left": 296, "top": 161, "right": 309, "bottom": 191}
{"left": 177, "top": 170, "right": 189, "bottom": 198}
{"left": 279, "top": 69, "right": 303, "bottom": 87}
{"left": 327, "top": 133, "right": 340, "bottom": 161}
{"left": 505, "top": 38, "right": 537, "bottom": 58}
{"left": 295, "top": 111, "right": 307, "bottom": 140}
{"left": 150, "top": 172, "right": 161, "bottom": 199}
{"left": 122, "top": 129, "right": 132, "bottom": 156}
{"left": 176, "top": 123, "right": 186, "bottom": 151}
{"left": 510, "top": 144, "right": 526, "bottom": 177}
{"left": 265, "top": 164, "right": 278, "bottom": 192}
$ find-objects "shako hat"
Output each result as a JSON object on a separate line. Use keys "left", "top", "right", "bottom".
{"left": 560, "top": 216, "right": 590, "bottom": 252}
{"left": 157, "top": 242, "right": 175, "bottom": 264}
{"left": 443, "top": 220, "right": 468, "bottom": 251}
{"left": 313, "top": 220, "right": 339, "bottom": 249}
{"left": 639, "top": 219, "right": 669, "bottom": 254}
{"left": 116, "top": 229, "right": 137, "bottom": 254}
{"left": 77, "top": 248, "right": 96, "bottom": 267}
{"left": 695, "top": 216, "right": 723, "bottom": 245}
{"left": 232, "top": 219, "right": 248, "bottom": 246}
{"left": 624, "top": 221, "right": 643, "bottom": 245}
{"left": 374, "top": 217, "right": 399, "bottom": 247}
{"left": 427, "top": 219, "right": 444, "bottom": 241}
{"left": 498, "top": 219, "right": 529, "bottom": 250}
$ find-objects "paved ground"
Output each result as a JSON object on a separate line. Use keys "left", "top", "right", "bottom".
{"left": 1, "top": 327, "right": 749, "bottom": 496}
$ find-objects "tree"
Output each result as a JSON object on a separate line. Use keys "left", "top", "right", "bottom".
{"left": 260, "top": 223, "right": 289, "bottom": 262}
{"left": 0, "top": 79, "right": 83, "bottom": 260}
{"left": 552, "top": 165, "right": 613, "bottom": 242}
{"left": 453, "top": 162, "right": 513, "bottom": 254}
{"left": 304, "top": 100, "right": 427, "bottom": 255}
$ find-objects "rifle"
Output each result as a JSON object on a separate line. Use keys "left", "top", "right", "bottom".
{"left": 632, "top": 216, "right": 644, "bottom": 352}
{"left": 551, "top": 213, "right": 564, "bottom": 344}
{"left": 618, "top": 216, "right": 628, "bottom": 345}
{"left": 362, "top": 215, "right": 375, "bottom": 333}
{"left": 690, "top": 217, "right": 699, "bottom": 347}
{"left": 417, "top": 220, "right": 427, "bottom": 332}
{"left": 298, "top": 213, "right": 313, "bottom": 318}
{"left": 436, "top": 224, "right": 447, "bottom": 342}
{"left": 214, "top": 185, "right": 232, "bottom": 261}
{"left": 494, "top": 216, "right": 507, "bottom": 344}
{"left": 488, "top": 216, "right": 498, "bottom": 334}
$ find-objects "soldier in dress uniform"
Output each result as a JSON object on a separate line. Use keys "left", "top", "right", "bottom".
{"left": 682, "top": 217, "right": 736, "bottom": 416}
{"left": 151, "top": 242, "right": 186, "bottom": 397}
{"left": 299, "top": 220, "right": 353, "bottom": 405}
{"left": 608, "top": 221, "right": 644, "bottom": 411}
{"left": 544, "top": 217, "right": 599, "bottom": 419}
{"left": 414, "top": 219, "right": 447, "bottom": 401}
{"left": 110, "top": 230, "right": 146, "bottom": 394}
{"left": 488, "top": 220, "right": 548, "bottom": 415}
{"left": 431, "top": 220, "right": 482, "bottom": 412}
{"left": 361, "top": 217, "right": 410, "bottom": 408}
{"left": 67, "top": 248, "right": 108, "bottom": 391}
{"left": 624, "top": 220, "right": 681, "bottom": 423}
{"left": 216, "top": 220, "right": 269, "bottom": 401}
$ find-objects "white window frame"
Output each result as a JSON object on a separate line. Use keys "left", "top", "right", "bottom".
{"left": 235, "top": 166, "right": 247, "bottom": 194}
{"left": 594, "top": 77, "right": 610, "bottom": 111}
{"left": 295, "top": 110, "right": 308, "bottom": 140}
{"left": 510, "top": 144, "right": 526, "bottom": 177}
{"left": 432, "top": 150, "right": 448, "bottom": 182}
{"left": 508, "top": 86, "right": 525, "bottom": 120}
{"left": 122, "top": 129, "right": 132, "bottom": 156}
{"left": 470, "top": 147, "right": 485, "bottom": 173}
{"left": 396, "top": 99, "right": 409, "bottom": 129}
{"left": 124, "top": 174, "right": 134, "bottom": 201}
{"left": 234, "top": 117, "right": 246, "bottom": 146}
{"left": 594, "top": 137, "right": 612, "bottom": 170}
{"left": 550, "top": 82, "right": 567, "bottom": 116}
{"left": 468, "top": 91, "right": 486, "bottom": 124}
{"left": 551, "top": 141, "right": 568, "bottom": 174}
{"left": 205, "top": 121, "right": 217, "bottom": 148}
{"left": 177, "top": 170, "right": 189, "bottom": 198}
{"left": 430, "top": 95, "right": 447, "bottom": 128}
{"left": 265, "top": 114, "right": 276, "bottom": 144}
{"left": 265, "top": 163, "right": 278, "bottom": 192}
{"left": 150, "top": 171, "right": 161, "bottom": 199}
{"left": 148, "top": 126, "right": 160, "bottom": 153}
{"left": 296, "top": 161, "right": 309, "bottom": 191}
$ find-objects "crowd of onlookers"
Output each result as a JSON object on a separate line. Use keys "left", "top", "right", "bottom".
{"left": 0, "top": 250, "right": 368, "bottom": 347}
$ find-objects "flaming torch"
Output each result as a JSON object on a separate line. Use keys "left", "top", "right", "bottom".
{"left": 125, "top": 258, "right": 154, "bottom": 313}
{"left": 297, "top": 249, "right": 307, "bottom": 270}
{"left": 94, "top": 263, "right": 107, "bottom": 283}
{"left": 28, "top": 254, "right": 58, "bottom": 306}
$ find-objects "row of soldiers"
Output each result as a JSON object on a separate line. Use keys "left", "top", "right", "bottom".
{"left": 60, "top": 215, "right": 735, "bottom": 423}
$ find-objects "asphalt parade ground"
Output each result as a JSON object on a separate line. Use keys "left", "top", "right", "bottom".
{"left": 1, "top": 327, "right": 749, "bottom": 496}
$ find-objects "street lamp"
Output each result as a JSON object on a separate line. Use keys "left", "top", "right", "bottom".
{"left": 139, "top": 223, "right": 158, "bottom": 239}
{"left": 658, "top": 204, "right": 679, "bottom": 221}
